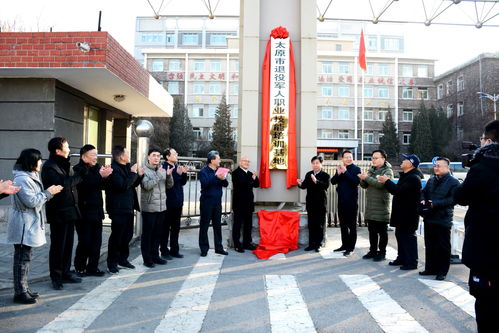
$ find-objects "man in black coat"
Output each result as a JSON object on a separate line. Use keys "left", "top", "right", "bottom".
{"left": 105, "top": 145, "right": 144, "bottom": 273}
{"left": 330, "top": 150, "right": 361, "bottom": 257}
{"left": 419, "top": 157, "right": 459, "bottom": 281}
{"left": 454, "top": 120, "right": 499, "bottom": 332}
{"left": 298, "top": 156, "right": 330, "bottom": 252}
{"left": 42, "top": 137, "right": 85, "bottom": 290}
{"left": 231, "top": 156, "right": 260, "bottom": 253}
{"left": 378, "top": 154, "right": 422, "bottom": 270}
{"left": 73, "top": 145, "right": 113, "bottom": 277}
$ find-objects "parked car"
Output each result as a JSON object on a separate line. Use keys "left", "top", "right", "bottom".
{"left": 418, "top": 162, "right": 468, "bottom": 182}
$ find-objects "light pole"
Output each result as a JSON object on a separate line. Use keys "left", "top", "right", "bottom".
{"left": 477, "top": 92, "right": 498, "bottom": 120}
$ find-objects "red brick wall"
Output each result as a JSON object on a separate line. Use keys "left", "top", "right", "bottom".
{"left": 0, "top": 32, "right": 149, "bottom": 96}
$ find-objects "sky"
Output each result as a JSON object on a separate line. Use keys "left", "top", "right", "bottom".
{"left": 1, "top": 0, "right": 498, "bottom": 75}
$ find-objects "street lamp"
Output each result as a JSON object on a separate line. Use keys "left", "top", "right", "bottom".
{"left": 477, "top": 92, "right": 499, "bottom": 120}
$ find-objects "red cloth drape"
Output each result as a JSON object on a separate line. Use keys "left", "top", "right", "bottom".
{"left": 253, "top": 210, "right": 300, "bottom": 259}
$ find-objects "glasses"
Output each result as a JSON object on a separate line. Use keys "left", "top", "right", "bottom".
{"left": 480, "top": 136, "right": 487, "bottom": 141}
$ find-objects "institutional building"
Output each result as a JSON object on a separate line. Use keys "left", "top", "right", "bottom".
{"left": 135, "top": 16, "right": 436, "bottom": 159}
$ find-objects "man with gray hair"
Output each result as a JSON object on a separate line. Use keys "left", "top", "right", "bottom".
{"left": 198, "top": 151, "right": 229, "bottom": 257}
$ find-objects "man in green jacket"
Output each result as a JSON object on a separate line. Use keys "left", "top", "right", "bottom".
{"left": 358, "top": 150, "right": 394, "bottom": 261}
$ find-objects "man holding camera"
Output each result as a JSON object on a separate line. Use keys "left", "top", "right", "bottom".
{"left": 419, "top": 157, "right": 459, "bottom": 281}
{"left": 454, "top": 120, "right": 499, "bottom": 332}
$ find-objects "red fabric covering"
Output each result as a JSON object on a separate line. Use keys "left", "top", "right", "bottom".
{"left": 253, "top": 210, "right": 300, "bottom": 259}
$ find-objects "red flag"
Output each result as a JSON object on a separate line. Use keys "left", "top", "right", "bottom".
{"left": 358, "top": 29, "right": 366, "bottom": 71}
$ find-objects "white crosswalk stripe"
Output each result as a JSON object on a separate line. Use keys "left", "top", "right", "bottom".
{"left": 340, "top": 274, "right": 428, "bottom": 333}
{"left": 153, "top": 252, "right": 225, "bottom": 333}
{"left": 265, "top": 275, "right": 316, "bottom": 333}
{"left": 419, "top": 278, "right": 475, "bottom": 318}
{"left": 37, "top": 255, "right": 148, "bottom": 333}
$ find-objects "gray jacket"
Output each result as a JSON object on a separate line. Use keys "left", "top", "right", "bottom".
{"left": 7, "top": 169, "right": 54, "bottom": 247}
{"left": 360, "top": 161, "right": 394, "bottom": 222}
{"left": 140, "top": 164, "right": 173, "bottom": 213}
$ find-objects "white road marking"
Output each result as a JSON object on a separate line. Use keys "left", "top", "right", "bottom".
{"left": 153, "top": 252, "right": 225, "bottom": 333}
{"left": 419, "top": 278, "right": 475, "bottom": 318}
{"left": 268, "top": 253, "right": 287, "bottom": 260}
{"left": 37, "top": 256, "right": 148, "bottom": 333}
{"left": 265, "top": 275, "right": 316, "bottom": 333}
{"left": 340, "top": 274, "right": 428, "bottom": 333}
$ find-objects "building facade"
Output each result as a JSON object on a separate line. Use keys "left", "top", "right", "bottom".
{"left": 135, "top": 16, "right": 436, "bottom": 159}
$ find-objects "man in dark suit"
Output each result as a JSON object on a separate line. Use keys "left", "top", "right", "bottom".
{"left": 231, "top": 156, "right": 260, "bottom": 253}
{"left": 42, "top": 137, "right": 85, "bottom": 290}
{"left": 298, "top": 156, "right": 331, "bottom": 252}
{"left": 330, "top": 150, "right": 361, "bottom": 257}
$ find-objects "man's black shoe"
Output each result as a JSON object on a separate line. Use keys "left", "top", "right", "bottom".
{"left": 153, "top": 258, "right": 167, "bottom": 265}
{"left": 215, "top": 250, "right": 229, "bottom": 255}
{"left": 235, "top": 247, "right": 245, "bottom": 253}
{"left": 143, "top": 262, "right": 155, "bottom": 268}
{"left": 161, "top": 254, "right": 173, "bottom": 260}
{"left": 400, "top": 265, "right": 418, "bottom": 270}
{"left": 373, "top": 253, "right": 386, "bottom": 262}
{"left": 13, "top": 293, "right": 37, "bottom": 304}
{"left": 170, "top": 253, "right": 184, "bottom": 258}
{"left": 343, "top": 250, "right": 353, "bottom": 257}
{"left": 27, "top": 289, "right": 39, "bottom": 299}
{"left": 435, "top": 274, "right": 446, "bottom": 281}
{"left": 75, "top": 270, "right": 86, "bottom": 277}
{"left": 51, "top": 280, "right": 64, "bottom": 290}
{"left": 108, "top": 266, "right": 119, "bottom": 274}
{"left": 304, "top": 246, "right": 314, "bottom": 251}
{"left": 314, "top": 248, "right": 320, "bottom": 252}
{"left": 419, "top": 270, "right": 436, "bottom": 276}
{"left": 86, "top": 269, "right": 106, "bottom": 277}
{"left": 200, "top": 252, "right": 208, "bottom": 257}
{"left": 389, "top": 260, "right": 404, "bottom": 266}
{"left": 334, "top": 247, "right": 346, "bottom": 252}
{"left": 118, "top": 261, "right": 135, "bottom": 269}
{"left": 62, "top": 275, "right": 82, "bottom": 283}
{"left": 243, "top": 243, "right": 257, "bottom": 251}
{"left": 362, "top": 251, "right": 376, "bottom": 259}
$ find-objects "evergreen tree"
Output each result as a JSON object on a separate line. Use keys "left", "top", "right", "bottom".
{"left": 379, "top": 110, "right": 399, "bottom": 162}
{"left": 410, "top": 102, "right": 434, "bottom": 161}
{"left": 211, "top": 95, "right": 235, "bottom": 159}
{"left": 169, "top": 98, "right": 193, "bottom": 156}
{"left": 429, "top": 106, "right": 451, "bottom": 157}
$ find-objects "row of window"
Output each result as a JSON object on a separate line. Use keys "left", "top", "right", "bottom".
{"left": 140, "top": 32, "right": 236, "bottom": 47}
{"left": 193, "top": 127, "right": 238, "bottom": 141}
{"left": 319, "top": 62, "right": 428, "bottom": 77}
{"left": 320, "top": 84, "right": 429, "bottom": 99}
{"left": 191, "top": 104, "right": 238, "bottom": 118}
{"left": 151, "top": 58, "right": 239, "bottom": 73}
{"left": 437, "top": 75, "right": 465, "bottom": 99}
{"left": 446, "top": 102, "right": 465, "bottom": 118}
{"left": 319, "top": 107, "right": 413, "bottom": 121}
{"left": 319, "top": 130, "right": 411, "bottom": 144}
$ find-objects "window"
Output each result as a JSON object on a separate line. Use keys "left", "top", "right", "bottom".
{"left": 335, "top": 44, "right": 342, "bottom": 51}
{"left": 401, "top": 65, "right": 412, "bottom": 77}
{"left": 403, "top": 133, "right": 411, "bottom": 145}
{"left": 166, "top": 33, "right": 175, "bottom": 46}
{"left": 167, "top": 81, "right": 179, "bottom": 94}
{"left": 192, "top": 105, "right": 204, "bottom": 117}
{"left": 366, "top": 63, "right": 374, "bottom": 75}
{"left": 231, "top": 59, "right": 239, "bottom": 72}
{"left": 437, "top": 84, "right": 443, "bottom": 99}
{"left": 338, "top": 62, "right": 350, "bottom": 74}
{"left": 378, "top": 63, "right": 389, "bottom": 75}
{"left": 321, "top": 107, "right": 333, "bottom": 120}
{"left": 209, "top": 33, "right": 229, "bottom": 46}
{"left": 364, "top": 110, "right": 374, "bottom": 120}
{"left": 181, "top": 33, "right": 199, "bottom": 46}
{"left": 151, "top": 59, "right": 164, "bottom": 72}
{"left": 232, "top": 130, "right": 238, "bottom": 142}
{"left": 367, "top": 36, "right": 377, "bottom": 50}
{"left": 378, "top": 111, "right": 387, "bottom": 121}
{"left": 321, "top": 130, "right": 333, "bottom": 139}
{"left": 193, "top": 82, "right": 204, "bottom": 94}
{"left": 364, "top": 132, "right": 374, "bottom": 143}
{"left": 338, "top": 85, "right": 350, "bottom": 97}
{"left": 446, "top": 80, "right": 452, "bottom": 94}
{"left": 364, "top": 85, "right": 374, "bottom": 98}
{"left": 378, "top": 133, "right": 384, "bottom": 143}
{"left": 457, "top": 102, "right": 464, "bottom": 117}
{"left": 322, "top": 84, "right": 333, "bottom": 97}
{"left": 338, "top": 130, "right": 349, "bottom": 139}
{"left": 446, "top": 104, "right": 453, "bottom": 118}
{"left": 417, "top": 65, "right": 428, "bottom": 78}
{"left": 382, "top": 37, "right": 401, "bottom": 51}
{"left": 457, "top": 128, "right": 464, "bottom": 141}
{"left": 194, "top": 59, "right": 205, "bottom": 72}
{"left": 208, "top": 129, "right": 213, "bottom": 141}
{"left": 338, "top": 107, "right": 350, "bottom": 120}
{"left": 141, "top": 32, "right": 163, "bottom": 43}
{"left": 208, "top": 82, "right": 221, "bottom": 94}
{"left": 231, "top": 105, "right": 238, "bottom": 118}
{"left": 403, "top": 110, "right": 413, "bottom": 122}
{"left": 168, "top": 59, "right": 181, "bottom": 71}
{"left": 402, "top": 87, "right": 413, "bottom": 99}
{"left": 231, "top": 82, "right": 239, "bottom": 95}
{"left": 322, "top": 62, "right": 332, "bottom": 74}
{"left": 417, "top": 88, "right": 429, "bottom": 100}
{"left": 210, "top": 59, "right": 221, "bottom": 72}
{"left": 457, "top": 75, "right": 464, "bottom": 91}
{"left": 378, "top": 86, "right": 389, "bottom": 98}
{"left": 208, "top": 104, "right": 217, "bottom": 118}
{"left": 193, "top": 127, "right": 202, "bottom": 139}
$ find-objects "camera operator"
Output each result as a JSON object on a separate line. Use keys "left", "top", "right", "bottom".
{"left": 454, "top": 120, "right": 499, "bottom": 332}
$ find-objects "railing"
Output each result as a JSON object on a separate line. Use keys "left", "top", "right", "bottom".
{"left": 322, "top": 160, "right": 372, "bottom": 227}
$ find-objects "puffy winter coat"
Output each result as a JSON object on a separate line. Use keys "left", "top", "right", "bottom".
{"left": 360, "top": 162, "right": 394, "bottom": 222}
{"left": 421, "top": 172, "right": 459, "bottom": 227}
{"left": 140, "top": 163, "right": 173, "bottom": 213}
{"left": 7, "top": 168, "right": 53, "bottom": 247}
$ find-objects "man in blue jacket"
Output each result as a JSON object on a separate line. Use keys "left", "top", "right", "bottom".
{"left": 198, "top": 151, "right": 229, "bottom": 257}
{"left": 162, "top": 148, "right": 188, "bottom": 259}
{"left": 331, "top": 150, "right": 361, "bottom": 257}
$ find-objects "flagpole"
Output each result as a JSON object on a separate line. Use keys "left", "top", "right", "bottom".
{"left": 361, "top": 70, "right": 365, "bottom": 160}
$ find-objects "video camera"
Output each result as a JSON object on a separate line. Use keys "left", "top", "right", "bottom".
{"left": 461, "top": 141, "right": 479, "bottom": 168}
